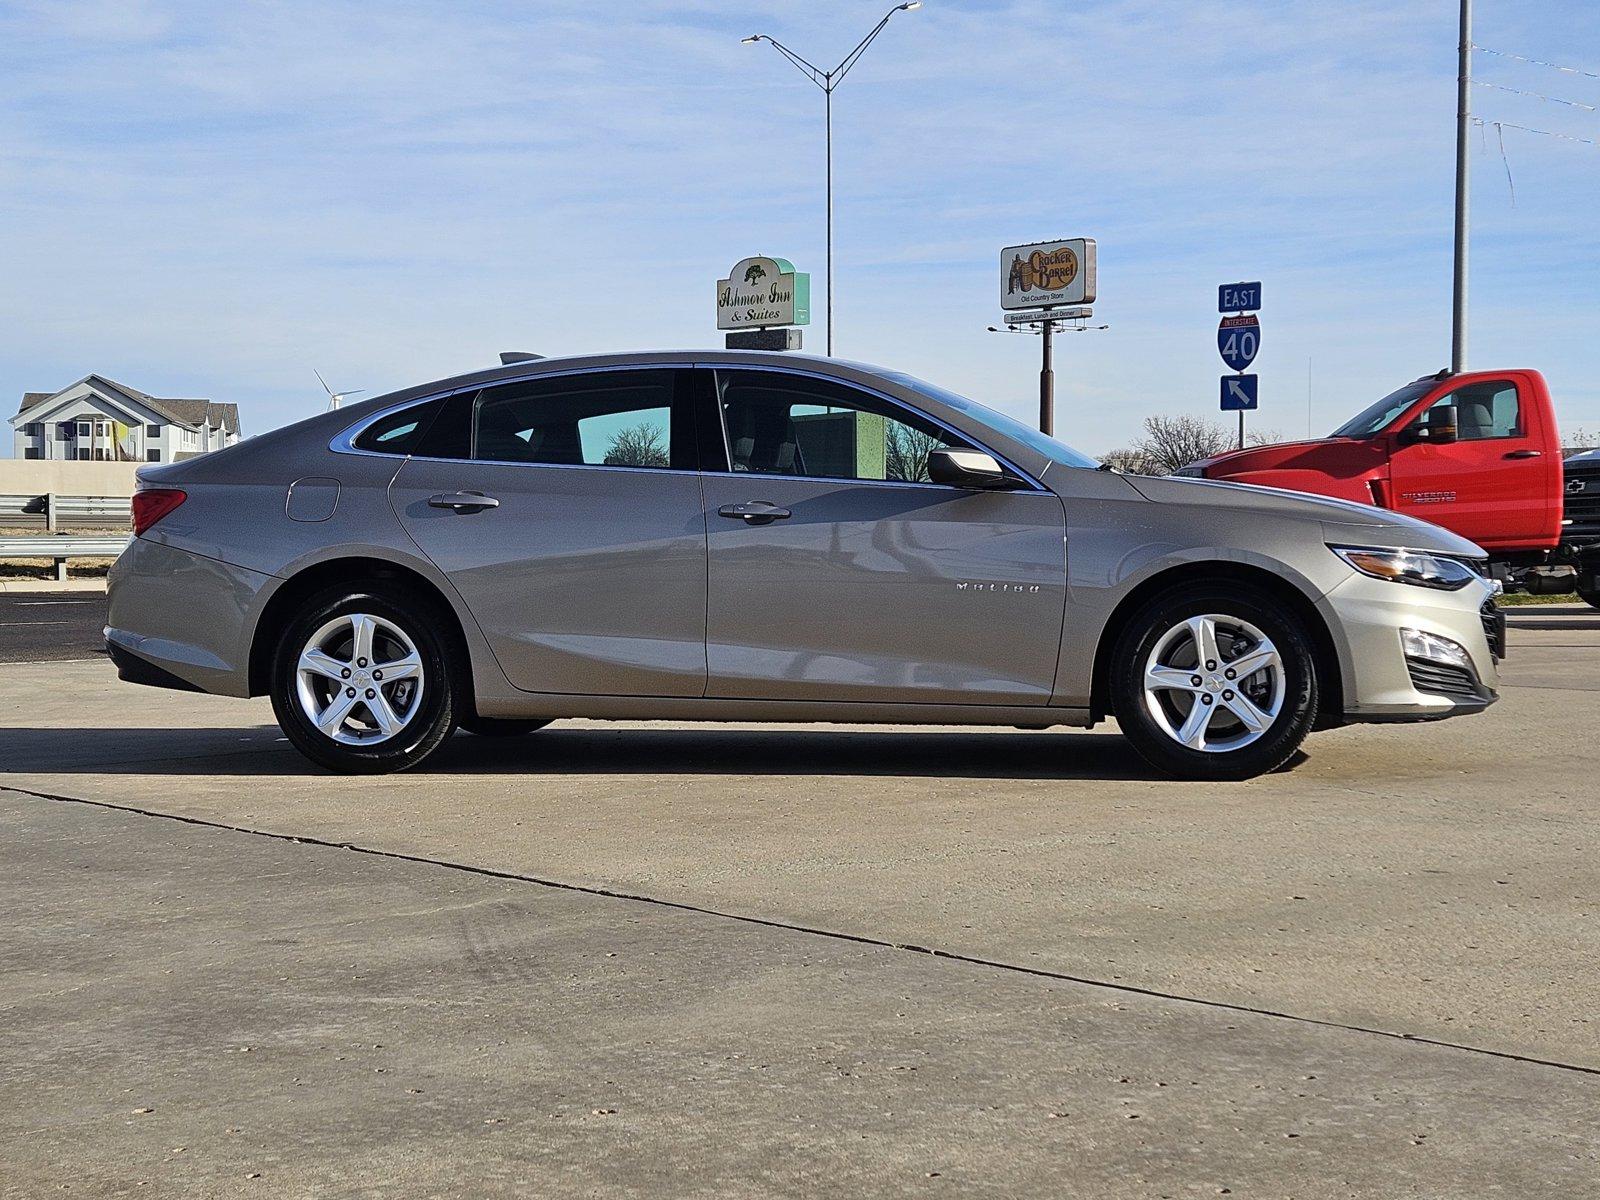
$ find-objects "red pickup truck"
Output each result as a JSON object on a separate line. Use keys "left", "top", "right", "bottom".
{"left": 1181, "top": 369, "right": 1600, "bottom": 605}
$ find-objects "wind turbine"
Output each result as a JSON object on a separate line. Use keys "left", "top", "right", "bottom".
{"left": 315, "top": 369, "right": 366, "bottom": 411}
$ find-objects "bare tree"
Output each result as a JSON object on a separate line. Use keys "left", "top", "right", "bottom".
{"left": 885, "top": 423, "right": 948, "bottom": 482}
{"left": 1130, "top": 414, "right": 1234, "bottom": 475}
{"left": 603, "top": 422, "right": 669, "bottom": 468}
{"left": 1113, "top": 416, "right": 1289, "bottom": 476}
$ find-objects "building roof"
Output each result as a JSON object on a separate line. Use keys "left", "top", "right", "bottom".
{"left": 16, "top": 375, "right": 240, "bottom": 434}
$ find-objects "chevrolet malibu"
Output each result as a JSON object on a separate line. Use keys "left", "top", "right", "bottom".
{"left": 106, "top": 351, "right": 1504, "bottom": 780}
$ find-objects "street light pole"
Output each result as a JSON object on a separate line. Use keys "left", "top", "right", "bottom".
{"left": 826, "top": 84, "right": 833, "bottom": 356}
{"left": 742, "top": 3, "right": 922, "bottom": 357}
{"left": 1452, "top": 0, "right": 1471, "bottom": 373}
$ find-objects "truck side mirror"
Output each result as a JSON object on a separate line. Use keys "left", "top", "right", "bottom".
{"left": 1400, "top": 404, "right": 1458, "bottom": 446}
{"left": 927, "top": 448, "right": 1016, "bottom": 489}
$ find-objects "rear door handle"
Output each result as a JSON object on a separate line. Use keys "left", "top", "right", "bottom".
{"left": 1504, "top": 449, "right": 1542, "bottom": 459}
{"left": 427, "top": 491, "right": 500, "bottom": 512}
{"left": 717, "top": 501, "right": 791, "bottom": 525}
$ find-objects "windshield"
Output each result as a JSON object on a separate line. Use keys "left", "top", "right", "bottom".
{"left": 1328, "top": 380, "right": 1433, "bottom": 439}
{"left": 877, "top": 370, "right": 1100, "bottom": 469}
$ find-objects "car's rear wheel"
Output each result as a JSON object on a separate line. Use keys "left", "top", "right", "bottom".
{"left": 271, "top": 586, "right": 458, "bottom": 773}
{"left": 1110, "top": 584, "right": 1318, "bottom": 781}
{"left": 457, "top": 717, "right": 552, "bottom": 737}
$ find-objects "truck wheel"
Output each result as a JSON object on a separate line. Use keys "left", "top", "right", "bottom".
{"left": 1110, "top": 584, "right": 1319, "bottom": 781}
{"left": 270, "top": 585, "right": 459, "bottom": 774}
{"left": 1578, "top": 582, "right": 1600, "bottom": 611}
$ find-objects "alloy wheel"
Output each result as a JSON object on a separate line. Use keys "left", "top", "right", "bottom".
{"left": 1141, "top": 613, "right": 1285, "bottom": 753}
{"left": 294, "top": 612, "right": 426, "bottom": 745}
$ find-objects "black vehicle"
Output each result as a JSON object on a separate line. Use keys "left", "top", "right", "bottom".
{"left": 1561, "top": 448, "right": 1600, "bottom": 608}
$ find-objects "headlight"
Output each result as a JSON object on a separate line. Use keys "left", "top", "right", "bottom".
{"left": 1330, "top": 545, "right": 1478, "bottom": 591}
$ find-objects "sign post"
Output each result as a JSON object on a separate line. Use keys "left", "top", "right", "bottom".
{"left": 1217, "top": 281, "right": 1262, "bottom": 448}
{"left": 717, "top": 256, "right": 811, "bottom": 350}
{"left": 999, "top": 239, "right": 1098, "bottom": 436}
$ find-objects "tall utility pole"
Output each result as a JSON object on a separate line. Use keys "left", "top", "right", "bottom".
{"left": 742, "top": 3, "right": 922, "bottom": 356}
{"left": 1452, "top": 0, "right": 1472, "bottom": 373}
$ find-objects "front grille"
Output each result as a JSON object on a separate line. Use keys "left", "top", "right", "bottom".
{"left": 1480, "top": 598, "right": 1506, "bottom": 661}
{"left": 1563, "top": 463, "right": 1600, "bottom": 544}
{"left": 1406, "top": 656, "right": 1486, "bottom": 701}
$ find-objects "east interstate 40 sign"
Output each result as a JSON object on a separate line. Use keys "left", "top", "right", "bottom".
{"left": 1217, "top": 313, "right": 1260, "bottom": 373}
{"left": 716, "top": 257, "right": 811, "bottom": 330}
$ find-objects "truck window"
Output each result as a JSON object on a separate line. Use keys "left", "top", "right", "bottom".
{"left": 1427, "top": 380, "right": 1520, "bottom": 440}
{"left": 1328, "top": 380, "right": 1433, "bottom": 438}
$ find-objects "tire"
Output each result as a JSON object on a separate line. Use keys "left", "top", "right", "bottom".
{"left": 270, "top": 584, "right": 459, "bottom": 773}
{"left": 1109, "top": 583, "right": 1318, "bottom": 781}
{"left": 1578, "top": 583, "right": 1600, "bottom": 611}
{"left": 458, "top": 717, "right": 552, "bottom": 737}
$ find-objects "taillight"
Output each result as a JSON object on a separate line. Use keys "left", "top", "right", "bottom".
{"left": 131, "top": 488, "right": 187, "bottom": 536}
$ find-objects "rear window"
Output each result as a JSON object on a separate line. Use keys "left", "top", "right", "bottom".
{"left": 352, "top": 400, "right": 441, "bottom": 455}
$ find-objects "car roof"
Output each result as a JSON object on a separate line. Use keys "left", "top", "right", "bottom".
{"left": 340, "top": 350, "right": 893, "bottom": 420}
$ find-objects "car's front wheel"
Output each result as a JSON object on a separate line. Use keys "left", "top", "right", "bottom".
{"left": 271, "top": 586, "right": 459, "bottom": 773}
{"left": 1109, "top": 583, "right": 1318, "bottom": 781}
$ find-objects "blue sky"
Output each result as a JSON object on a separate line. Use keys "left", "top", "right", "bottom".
{"left": 2, "top": 0, "right": 1597, "bottom": 453}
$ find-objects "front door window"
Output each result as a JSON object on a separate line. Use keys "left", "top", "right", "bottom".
{"left": 712, "top": 370, "right": 973, "bottom": 483}
{"left": 1419, "top": 380, "right": 1521, "bottom": 441}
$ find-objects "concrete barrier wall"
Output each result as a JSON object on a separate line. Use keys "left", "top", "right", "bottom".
{"left": 0, "top": 460, "right": 143, "bottom": 498}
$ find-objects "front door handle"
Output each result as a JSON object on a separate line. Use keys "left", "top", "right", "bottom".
{"left": 1504, "top": 449, "right": 1542, "bottom": 459}
{"left": 427, "top": 491, "right": 500, "bottom": 512}
{"left": 717, "top": 501, "right": 791, "bottom": 525}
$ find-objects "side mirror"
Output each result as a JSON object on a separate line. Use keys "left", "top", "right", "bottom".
{"left": 927, "top": 448, "right": 1015, "bottom": 489}
{"left": 1400, "top": 405, "right": 1458, "bottom": 446}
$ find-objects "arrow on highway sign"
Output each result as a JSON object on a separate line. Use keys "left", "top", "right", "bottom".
{"left": 1220, "top": 374, "right": 1259, "bottom": 412}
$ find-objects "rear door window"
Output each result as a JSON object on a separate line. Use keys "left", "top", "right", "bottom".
{"left": 412, "top": 369, "right": 696, "bottom": 468}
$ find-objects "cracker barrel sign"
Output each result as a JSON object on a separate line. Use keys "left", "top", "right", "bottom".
{"left": 716, "top": 256, "right": 811, "bottom": 330}
{"left": 1000, "top": 238, "right": 1098, "bottom": 310}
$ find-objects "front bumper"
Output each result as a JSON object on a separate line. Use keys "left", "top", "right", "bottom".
{"left": 1321, "top": 570, "right": 1501, "bottom": 723}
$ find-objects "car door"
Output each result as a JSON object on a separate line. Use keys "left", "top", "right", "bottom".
{"left": 1387, "top": 376, "right": 1552, "bottom": 549}
{"left": 698, "top": 366, "right": 1067, "bottom": 705}
{"left": 388, "top": 366, "right": 708, "bottom": 697}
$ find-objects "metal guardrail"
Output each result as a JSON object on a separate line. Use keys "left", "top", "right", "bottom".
{"left": 0, "top": 492, "right": 132, "bottom": 530}
{"left": 0, "top": 534, "right": 129, "bottom": 581}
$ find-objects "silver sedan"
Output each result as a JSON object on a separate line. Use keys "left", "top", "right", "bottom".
{"left": 106, "top": 351, "right": 1503, "bottom": 779}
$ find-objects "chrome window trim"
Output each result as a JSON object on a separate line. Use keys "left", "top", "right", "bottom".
{"left": 330, "top": 358, "right": 1047, "bottom": 493}
{"left": 329, "top": 362, "right": 688, "bottom": 468}
{"left": 698, "top": 361, "right": 1048, "bottom": 494}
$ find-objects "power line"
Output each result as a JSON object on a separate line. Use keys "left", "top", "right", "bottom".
{"left": 1474, "top": 44, "right": 1600, "bottom": 81}
{"left": 1473, "top": 79, "right": 1597, "bottom": 111}
{"left": 1475, "top": 117, "right": 1599, "bottom": 148}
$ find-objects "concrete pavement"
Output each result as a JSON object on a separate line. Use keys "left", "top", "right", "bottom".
{"left": 1, "top": 603, "right": 1597, "bottom": 1195}
{"left": 4, "top": 791, "right": 1597, "bottom": 1199}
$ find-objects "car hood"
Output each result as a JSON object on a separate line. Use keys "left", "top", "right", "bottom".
{"left": 1122, "top": 473, "right": 1487, "bottom": 558}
